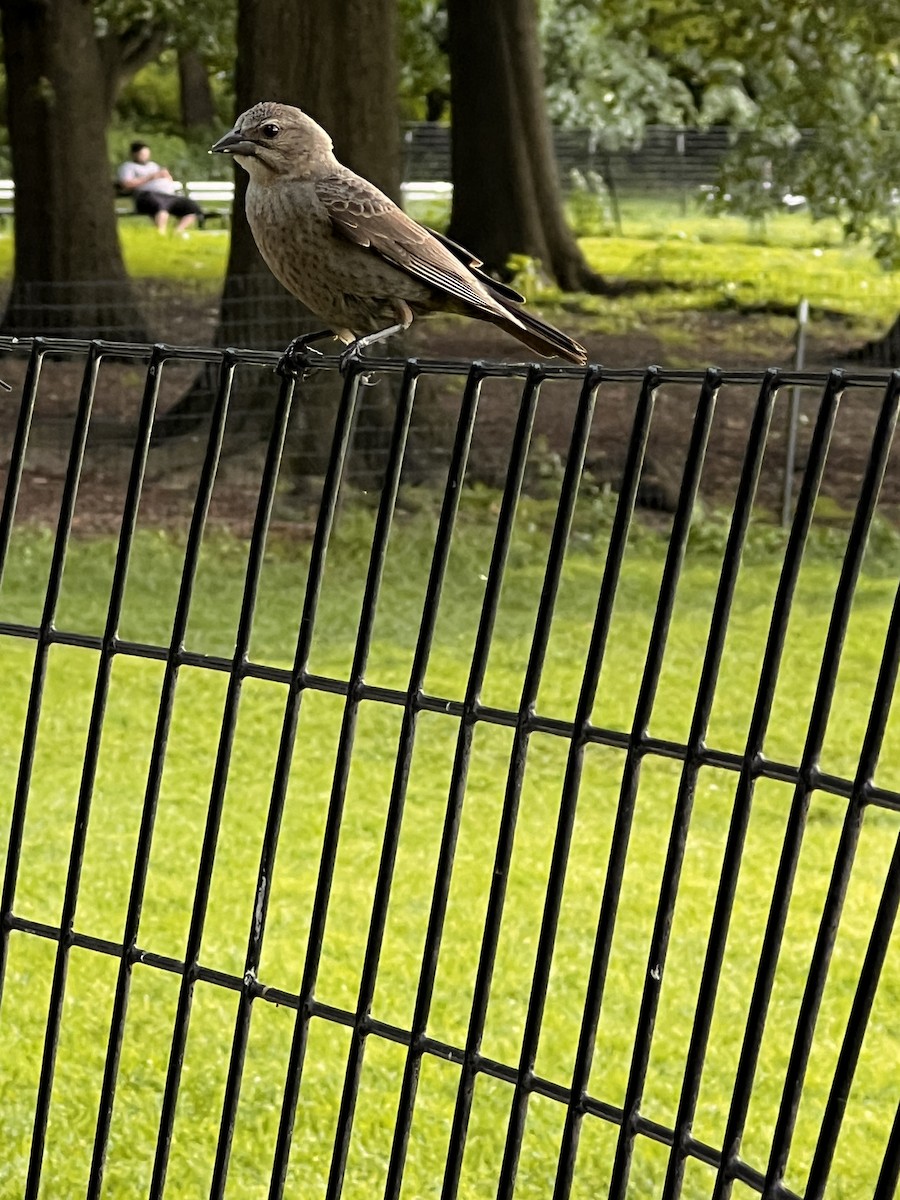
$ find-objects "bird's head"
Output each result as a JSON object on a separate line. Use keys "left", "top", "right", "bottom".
{"left": 210, "top": 102, "right": 334, "bottom": 181}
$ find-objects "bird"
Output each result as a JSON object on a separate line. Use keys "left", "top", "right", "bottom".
{"left": 210, "top": 102, "right": 588, "bottom": 372}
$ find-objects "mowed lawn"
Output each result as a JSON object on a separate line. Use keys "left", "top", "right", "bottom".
{"left": 1, "top": 493, "right": 899, "bottom": 1199}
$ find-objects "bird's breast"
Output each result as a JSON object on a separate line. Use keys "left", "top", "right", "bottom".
{"left": 245, "top": 181, "right": 334, "bottom": 298}
{"left": 243, "top": 177, "right": 433, "bottom": 335}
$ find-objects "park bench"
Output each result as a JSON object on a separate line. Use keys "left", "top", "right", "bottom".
{"left": 113, "top": 179, "right": 235, "bottom": 225}
{"left": 183, "top": 180, "right": 234, "bottom": 225}
{"left": 400, "top": 179, "right": 453, "bottom": 205}
{"left": 0, "top": 176, "right": 450, "bottom": 233}
{"left": 0, "top": 179, "right": 14, "bottom": 227}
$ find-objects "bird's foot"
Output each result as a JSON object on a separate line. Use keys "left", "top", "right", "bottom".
{"left": 276, "top": 332, "right": 330, "bottom": 381}
{"left": 338, "top": 342, "right": 379, "bottom": 387}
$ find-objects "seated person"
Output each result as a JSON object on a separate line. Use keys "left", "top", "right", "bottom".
{"left": 117, "top": 142, "right": 203, "bottom": 234}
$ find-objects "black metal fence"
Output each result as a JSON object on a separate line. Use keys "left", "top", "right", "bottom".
{"left": 1, "top": 338, "right": 900, "bottom": 1199}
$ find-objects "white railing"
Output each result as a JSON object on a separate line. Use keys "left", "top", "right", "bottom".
{"left": 0, "top": 178, "right": 454, "bottom": 229}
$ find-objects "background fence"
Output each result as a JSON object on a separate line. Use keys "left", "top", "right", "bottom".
{"left": 1, "top": 339, "right": 900, "bottom": 1199}
{"left": 402, "top": 124, "right": 812, "bottom": 194}
{"left": 401, "top": 123, "right": 825, "bottom": 225}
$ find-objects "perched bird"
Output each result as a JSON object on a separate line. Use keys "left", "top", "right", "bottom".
{"left": 211, "top": 102, "right": 587, "bottom": 369}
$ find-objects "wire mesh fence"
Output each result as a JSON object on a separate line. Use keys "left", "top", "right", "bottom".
{"left": 1, "top": 337, "right": 900, "bottom": 1199}
{"left": 402, "top": 123, "right": 813, "bottom": 196}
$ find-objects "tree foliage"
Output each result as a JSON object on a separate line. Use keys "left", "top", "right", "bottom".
{"left": 558, "top": 0, "right": 900, "bottom": 261}
{"left": 700, "top": 1, "right": 900, "bottom": 262}
{"left": 94, "top": 0, "right": 234, "bottom": 65}
{"left": 401, "top": 0, "right": 900, "bottom": 260}
{"left": 398, "top": 0, "right": 449, "bottom": 121}
{"left": 446, "top": 0, "right": 605, "bottom": 289}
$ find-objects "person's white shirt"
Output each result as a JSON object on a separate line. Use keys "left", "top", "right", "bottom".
{"left": 117, "top": 160, "right": 179, "bottom": 196}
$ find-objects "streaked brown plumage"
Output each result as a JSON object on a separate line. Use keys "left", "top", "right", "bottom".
{"left": 211, "top": 102, "right": 588, "bottom": 366}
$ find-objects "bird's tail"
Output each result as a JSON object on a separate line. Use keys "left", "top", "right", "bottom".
{"left": 426, "top": 227, "right": 588, "bottom": 366}
{"left": 488, "top": 302, "right": 588, "bottom": 365}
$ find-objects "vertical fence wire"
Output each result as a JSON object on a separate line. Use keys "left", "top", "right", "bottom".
{"left": 551, "top": 366, "right": 662, "bottom": 1200}
{"left": 269, "top": 363, "right": 418, "bottom": 1199}
{"left": 760, "top": 369, "right": 900, "bottom": 1198}
{"left": 711, "top": 370, "right": 846, "bottom": 1200}
{"left": 873, "top": 1069, "right": 900, "bottom": 1198}
{"left": 662, "top": 369, "right": 845, "bottom": 1200}
{"left": 592, "top": 367, "right": 721, "bottom": 1200}
{"left": 409, "top": 365, "right": 545, "bottom": 1200}
{"left": 339, "top": 361, "right": 483, "bottom": 1200}
{"left": 610, "top": 368, "right": 780, "bottom": 1196}
{"left": 0, "top": 338, "right": 44, "bottom": 590}
{"left": 318, "top": 364, "right": 421, "bottom": 1200}
{"left": 485, "top": 364, "right": 602, "bottom": 1199}
{"left": 25, "top": 342, "right": 167, "bottom": 1199}
{"left": 208, "top": 367, "right": 362, "bottom": 1199}
{"left": 148, "top": 364, "right": 297, "bottom": 1197}
{"left": 0, "top": 338, "right": 47, "bottom": 1000}
{"left": 546, "top": 369, "right": 720, "bottom": 1200}
{"left": 320, "top": 362, "right": 481, "bottom": 1199}
{"left": 378, "top": 361, "right": 533, "bottom": 1200}
{"left": 1, "top": 342, "right": 102, "bottom": 1025}
{"left": 805, "top": 546, "right": 900, "bottom": 1198}
{"left": 18, "top": 343, "right": 104, "bottom": 1198}
{"left": 89, "top": 350, "right": 239, "bottom": 1198}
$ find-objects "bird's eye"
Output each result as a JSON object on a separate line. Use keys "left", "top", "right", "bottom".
{"left": 261, "top": 123, "right": 281, "bottom": 138}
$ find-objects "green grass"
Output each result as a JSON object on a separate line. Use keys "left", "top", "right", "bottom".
{"left": 0, "top": 224, "right": 228, "bottom": 291}
{"left": 579, "top": 236, "right": 900, "bottom": 325}
{"left": 1, "top": 200, "right": 895, "bottom": 329}
{"left": 403, "top": 193, "right": 900, "bottom": 342}
{"left": 596, "top": 195, "right": 851, "bottom": 249}
{"left": 413, "top": 191, "right": 900, "bottom": 323}
{"left": 1, "top": 497, "right": 899, "bottom": 1199}
{"left": 118, "top": 223, "right": 230, "bottom": 287}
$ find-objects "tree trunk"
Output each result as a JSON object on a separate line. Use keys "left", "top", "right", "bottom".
{"left": 287, "top": 0, "right": 401, "bottom": 200}
{"left": 0, "top": 0, "right": 147, "bottom": 339}
{"left": 164, "top": 0, "right": 401, "bottom": 449}
{"left": 847, "top": 315, "right": 900, "bottom": 366}
{"left": 445, "top": 0, "right": 606, "bottom": 292}
{"left": 223, "top": 0, "right": 400, "bottom": 345}
{"left": 227, "top": 0, "right": 400, "bottom": 342}
{"left": 178, "top": 48, "right": 217, "bottom": 130}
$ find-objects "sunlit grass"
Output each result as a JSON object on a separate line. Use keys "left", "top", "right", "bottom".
{"left": 600, "top": 194, "right": 849, "bottom": 249}
{"left": 118, "top": 221, "right": 230, "bottom": 286}
{"left": 410, "top": 193, "right": 899, "bottom": 333}
{"left": 1, "top": 503, "right": 899, "bottom": 1198}
{"left": 0, "top": 200, "right": 894, "bottom": 331}
{"left": 0, "top": 222, "right": 228, "bottom": 291}
{"left": 580, "top": 236, "right": 900, "bottom": 324}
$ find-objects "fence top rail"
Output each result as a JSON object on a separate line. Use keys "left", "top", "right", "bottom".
{"left": 0, "top": 335, "right": 897, "bottom": 389}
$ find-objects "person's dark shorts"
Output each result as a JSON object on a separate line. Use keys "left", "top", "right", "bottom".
{"left": 134, "top": 190, "right": 202, "bottom": 220}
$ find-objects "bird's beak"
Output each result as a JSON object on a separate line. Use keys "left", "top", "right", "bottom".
{"left": 210, "top": 130, "right": 257, "bottom": 156}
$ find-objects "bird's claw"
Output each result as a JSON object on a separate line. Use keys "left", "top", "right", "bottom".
{"left": 338, "top": 343, "right": 379, "bottom": 387}
{"left": 276, "top": 336, "right": 379, "bottom": 386}
{"left": 277, "top": 340, "right": 325, "bottom": 381}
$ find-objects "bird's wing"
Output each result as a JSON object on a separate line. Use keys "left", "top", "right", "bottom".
{"left": 424, "top": 227, "right": 527, "bottom": 304}
{"left": 316, "top": 173, "right": 512, "bottom": 319}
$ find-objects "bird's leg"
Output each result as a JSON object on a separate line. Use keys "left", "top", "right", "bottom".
{"left": 338, "top": 322, "right": 407, "bottom": 381}
{"left": 276, "top": 328, "right": 336, "bottom": 379}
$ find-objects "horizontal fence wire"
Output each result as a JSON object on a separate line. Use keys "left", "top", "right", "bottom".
{"left": 0, "top": 336, "right": 899, "bottom": 1200}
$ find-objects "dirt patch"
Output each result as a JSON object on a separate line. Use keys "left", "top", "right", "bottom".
{"left": 0, "top": 304, "right": 896, "bottom": 536}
